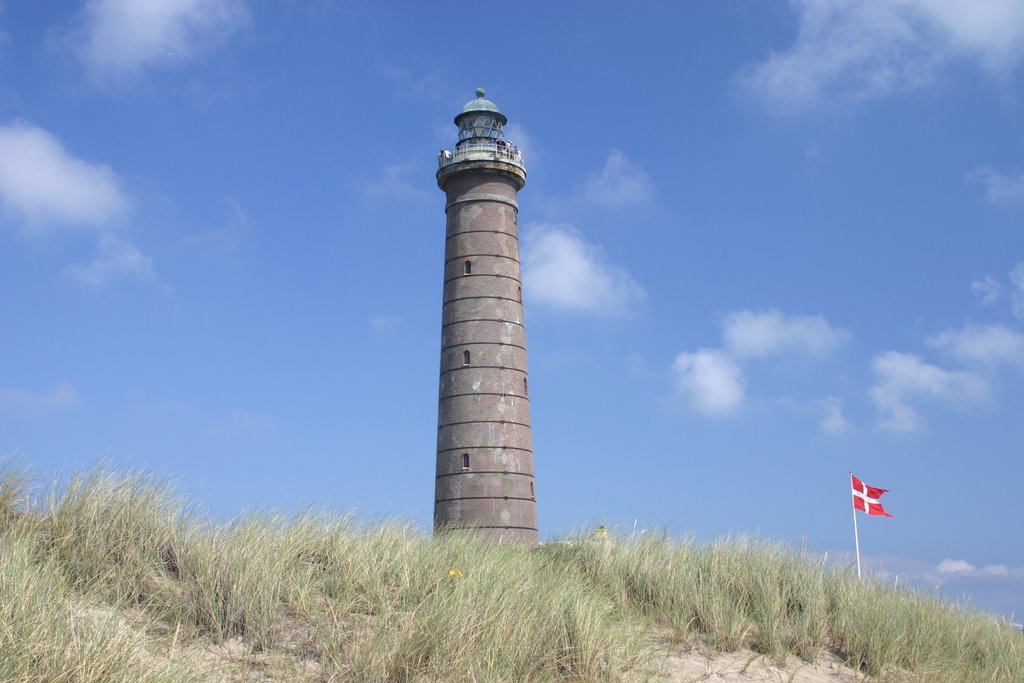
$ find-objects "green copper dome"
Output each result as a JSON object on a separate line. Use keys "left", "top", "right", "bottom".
{"left": 454, "top": 87, "right": 507, "bottom": 126}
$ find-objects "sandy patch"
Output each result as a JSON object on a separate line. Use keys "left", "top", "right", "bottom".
{"left": 644, "top": 645, "right": 862, "bottom": 682}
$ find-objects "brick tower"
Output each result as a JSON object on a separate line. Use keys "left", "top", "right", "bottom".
{"left": 434, "top": 89, "right": 537, "bottom": 544}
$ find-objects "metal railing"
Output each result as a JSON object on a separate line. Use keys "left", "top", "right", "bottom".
{"left": 438, "top": 141, "right": 524, "bottom": 169}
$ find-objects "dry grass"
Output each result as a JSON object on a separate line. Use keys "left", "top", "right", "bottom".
{"left": 0, "top": 480, "right": 189, "bottom": 682}
{"left": 0, "top": 464, "right": 1020, "bottom": 682}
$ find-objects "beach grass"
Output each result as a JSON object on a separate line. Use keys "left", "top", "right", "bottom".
{"left": 0, "top": 464, "right": 1020, "bottom": 682}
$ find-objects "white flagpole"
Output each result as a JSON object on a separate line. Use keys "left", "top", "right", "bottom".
{"left": 851, "top": 472, "right": 862, "bottom": 580}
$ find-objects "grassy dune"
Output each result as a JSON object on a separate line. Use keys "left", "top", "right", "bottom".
{"left": 0, "top": 465, "right": 1020, "bottom": 682}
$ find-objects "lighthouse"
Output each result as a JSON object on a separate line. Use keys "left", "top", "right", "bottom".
{"left": 434, "top": 89, "right": 538, "bottom": 544}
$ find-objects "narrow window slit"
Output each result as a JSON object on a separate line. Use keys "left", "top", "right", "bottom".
{"left": 464, "top": 260, "right": 472, "bottom": 275}
{"left": 462, "top": 453, "right": 470, "bottom": 470}
{"left": 463, "top": 350, "right": 471, "bottom": 365}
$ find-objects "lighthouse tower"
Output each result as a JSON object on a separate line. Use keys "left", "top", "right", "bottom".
{"left": 434, "top": 89, "right": 537, "bottom": 544}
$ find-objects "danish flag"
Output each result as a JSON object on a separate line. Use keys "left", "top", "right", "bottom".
{"left": 851, "top": 473, "right": 893, "bottom": 518}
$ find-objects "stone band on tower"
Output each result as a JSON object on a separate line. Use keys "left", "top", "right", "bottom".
{"left": 434, "top": 89, "right": 537, "bottom": 544}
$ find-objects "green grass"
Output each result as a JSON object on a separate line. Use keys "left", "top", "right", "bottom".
{"left": 0, "top": 464, "right": 1020, "bottom": 682}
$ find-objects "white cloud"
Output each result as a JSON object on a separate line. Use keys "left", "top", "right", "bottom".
{"left": 741, "top": 0, "right": 1024, "bottom": 114}
{"left": 820, "top": 396, "right": 851, "bottom": 434}
{"left": 672, "top": 349, "right": 745, "bottom": 417}
{"left": 582, "top": 150, "right": 653, "bottom": 208}
{"left": 870, "top": 351, "right": 988, "bottom": 431}
{"left": 971, "top": 275, "right": 1002, "bottom": 305}
{"left": 67, "top": 233, "right": 156, "bottom": 286}
{"left": 0, "top": 121, "right": 157, "bottom": 286}
{"left": 967, "top": 167, "right": 1024, "bottom": 205}
{"left": 937, "top": 558, "right": 976, "bottom": 574}
{"left": 1012, "top": 262, "right": 1024, "bottom": 319}
{"left": 924, "top": 0, "right": 1024, "bottom": 69}
{"left": 0, "top": 382, "right": 81, "bottom": 418}
{"left": 0, "top": 121, "right": 126, "bottom": 231}
{"left": 722, "top": 309, "right": 849, "bottom": 359}
{"left": 928, "top": 323, "right": 1024, "bottom": 366}
{"left": 72, "top": 0, "right": 250, "bottom": 84}
{"left": 521, "top": 224, "right": 644, "bottom": 316}
{"left": 670, "top": 309, "right": 847, "bottom": 420}
{"left": 938, "top": 558, "right": 1016, "bottom": 579}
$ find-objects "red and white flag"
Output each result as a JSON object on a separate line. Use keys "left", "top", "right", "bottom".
{"left": 851, "top": 474, "right": 893, "bottom": 518}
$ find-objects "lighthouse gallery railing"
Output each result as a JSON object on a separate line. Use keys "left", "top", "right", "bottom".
{"left": 438, "top": 142, "right": 524, "bottom": 169}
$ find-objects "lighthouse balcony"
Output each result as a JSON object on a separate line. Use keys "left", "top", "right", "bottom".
{"left": 438, "top": 141, "right": 524, "bottom": 170}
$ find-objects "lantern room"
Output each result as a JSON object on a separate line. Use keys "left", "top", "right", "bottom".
{"left": 454, "top": 88, "right": 507, "bottom": 146}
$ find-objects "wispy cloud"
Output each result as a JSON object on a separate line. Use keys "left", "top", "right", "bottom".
{"left": 870, "top": 351, "right": 988, "bottom": 432}
{"left": 970, "top": 263, "right": 1024, "bottom": 317}
{"left": 502, "top": 123, "right": 538, "bottom": 163}
{"left": 672, "top": 349, "right": 745, "bottom": 417}
{"left": 0, "top": 4, "right": 8, "bottom": 52}
{"left": 819, "top": 395, "right": 851, "bottom": 434}
{"left": 971, "top": 275, "right": 1002, "bottom": 305}
{"left": 70, "top": 0, "right": 250, "bottom": 85}
{"left": 521, "top": 224, "right": 644, "bottom": 316}
{"left": 581, "top": 150, "right": 653, "bottom": 208}
{"left": 182, "top": 196, "right": 250, "bottom": 249}
{"left": 928, "top": 323, "right": 1024, "bottom": 367}
{"left": 378, "top": 63, "right": 446, "bottom": 100}
{"left": 723, "top": 309, "right": 849, "bottom": 359}
{"left": 740, "top": 0, "right": 1024, "bottom": 115}
{"left": 207, "top": 407, "right": 274, "bottom": 438}
{"left": 0, "top": 382, "right": 82, "bottom": 418}
{"left": 967, "top": 167, "right": 1024, "bottom": 205}
{"left": 67, "top": 233, "right": 157, "bottom": 287}
{"left": 1012, "top": 262, "right": 1024, "bottom": 319}
{"left": 368, "top": 314, "right": 400, "bottom": 331}
{"left": 0, "top": 121, "right": 126, "bottom": 231}
{"left": 363, "top": 160, "right": 431, "bottom": 201}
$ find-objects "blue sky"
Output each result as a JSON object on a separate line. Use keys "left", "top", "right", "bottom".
{"left": 1, "top": 1, "right": 1023, "bottom": 619}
